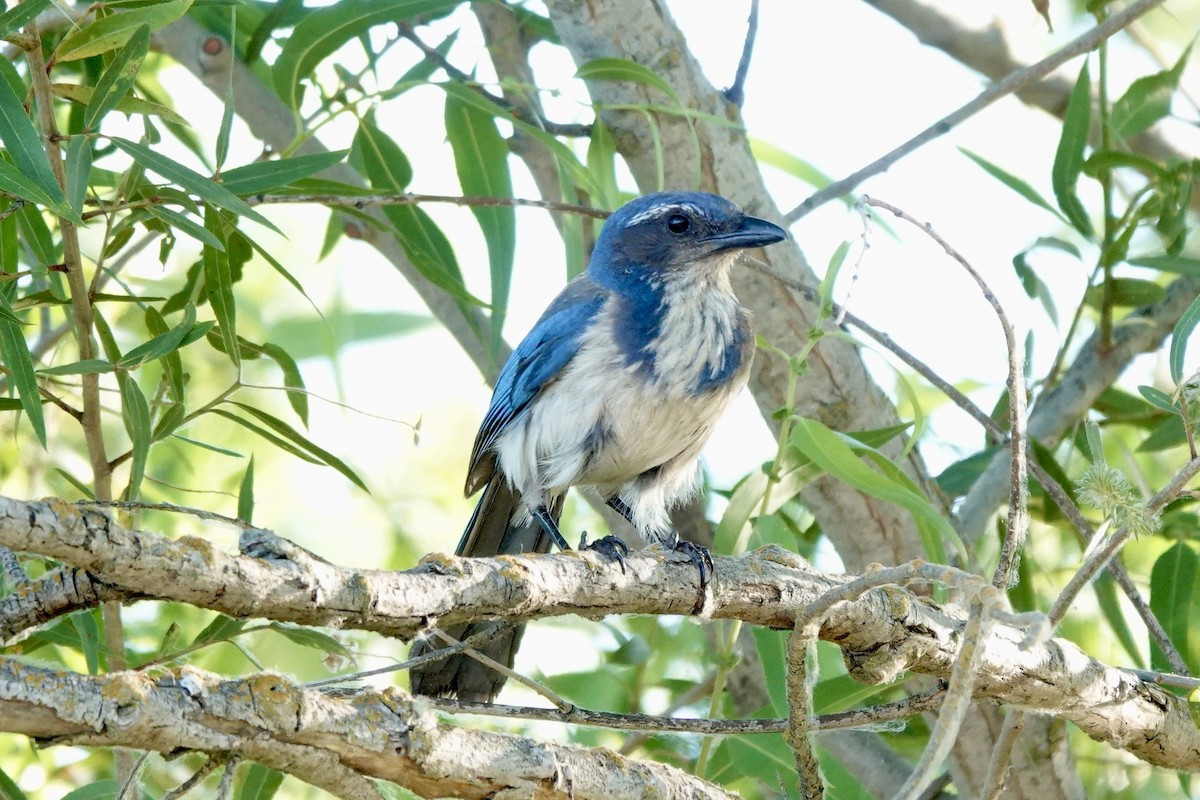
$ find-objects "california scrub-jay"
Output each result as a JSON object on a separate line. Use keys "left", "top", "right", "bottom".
{"left": 410, "top": 191, "right": 788, "bottom": 701}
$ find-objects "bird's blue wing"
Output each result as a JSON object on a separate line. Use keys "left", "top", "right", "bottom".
{"left": 465, "top": 278, "right": 608, "bottom": 494}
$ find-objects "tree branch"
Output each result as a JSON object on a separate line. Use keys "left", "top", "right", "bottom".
{"left": 1, "top": 495, "right": 1196, "bottom": 772}
{"left": 0, "top": 658, "right": 732, "bottom": 800}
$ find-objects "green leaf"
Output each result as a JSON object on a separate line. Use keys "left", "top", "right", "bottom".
{"left": 1083, "top": 277, "right": 1165, "bottom": 310}
{"left": 147, "top": 205, "right": 225, "bottom": 250}
{"left": 238, "top": 455, "right": 255, "bottom": 524}
{"left": 227, "top": 401, "right": 368, "bottom": 492}
{"left": 53, "top": 82, "right": 189, "bottom": 126}
{"left": 0, "top": 0, "right": 51, "bottom": 38}
{"left": 64, "top": 136, "right": 93, "bottom": 216}
{"left": 118, "top": 372, "right": 151, "bottom": 499}
{"left": 960, "top": 148, "right": 1067, "bottom": 224}
{"left": 59, "top": 781, "right": 121, "bottom": 800}
{"left": 219, "top": 150, "right": 349, "bottom": 196}
{"left": 750, "top": 626, "right": 787, "bottom": 715}
{"left": 0, "top": 764, "right": 31, "bottom": 800}
{"left": 110, "top": 137, "right": 279, "bottom": 232}
{"left": 576, "top": 57, "right": 682, "bottom": 105}
{"left": 350, "top": 115, "right": 479, "bottom": 305}
{"left": 1111, "top": 44, "right": 1190, "bottom": 139}
{"left": 117, "top": 302, "right": 212, "bottom": 369}
{"left": 83, "top": 24, "right": 150, "bottom": 130}
{"left": 37, "top": 358, "right": 114, "bottom": 376}
{"left": 1128, "top": 255, "right": 1200, "bottom": 276}
{"left": 203, "top": 205, "right": 240, "bottom": 368}
{"left": 57, "top": 0, "right": 192, "bottom": 61}
{"left": 191, "top": 613, "right": 247, "bottom": 646}
{"left": 1138, "top": 384, "right": 1179, "bottom": 414}
{"left": 789, "top": 417, "right": 960, "bottom": 561}
{"left": 1138, "top": 414, "right": 1186, "bottom": 452}
{"left": 0, "top": 76, "right": 75, "bottom": 219}
{"left": 215, "top": 77, "right": 235, "bottom": 173}
{"left": 445, "top": 92, "right": 514, "bottom": 351}
{"left": 237, "top": 763, "right": 285, "bottom": 800}
{"left": 71, "top": 609, "right": 101, "bottom": 675}
{"left": 273, "top": 0, "right": 459, "bottom": 110}
{"left": 1170, "top": 290, "right": 1200, "bottom": 385}
{"left": 268, "top": 622, "right": 353, "bottom": 659}
{"left": 1094, "top": 572, "right": 1144, "bottom": 669}
{"left": 260, "top": 342, "right": 307, "bottom": 425}
{"left": 1052, "top": 62, "right": 1093, "bottom": 236}
{"left": 935, "top": 447, "right": 1001, "bottom": 497}
{"left": 1150, "top": 541, "right": 1199, "bottom": 673}
{"left": 0, "top": 293, "right": 46, "bottom": 447}
{"left": 151, "top": 402, "right": 185, "bottom": 443}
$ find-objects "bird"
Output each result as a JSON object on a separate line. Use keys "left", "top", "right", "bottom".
{"left": 409, "top": 191, "right": 788, "bottom": 701}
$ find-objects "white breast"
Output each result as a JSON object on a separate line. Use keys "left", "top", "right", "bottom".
{"left": 493, "top": 265, "right": 752, "bottom": 535}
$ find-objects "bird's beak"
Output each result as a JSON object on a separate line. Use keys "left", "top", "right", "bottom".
{"left": 705, "top": 215, "right": 789, "bottom": 252}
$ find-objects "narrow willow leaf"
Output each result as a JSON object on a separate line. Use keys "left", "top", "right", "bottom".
{"left": 0, "top": 293, "right": 46, "bottom": 447}
{"left": 151, "top": 402, "right": 185, "bottom": 443}
{"left": 219, "top": 150, "right": 349, "bottom": 196}
{"left": 1170, "top": 291, "right": 1200, "bottom": 385}
{"left": 117, "top": 373, "right": 151, "bottom": 499}
{"left": 53, "top": 82, "right": 189, "bottom": 126}
{"left": 790, "top": 417, "right": 959, "bottom": 560}
{"left": 83, "top": 24, "right": 150, "bottom": 130}
{"left": 111, "top": 138, "right": 279, "bottom": 233}
{"left": 273, "top": 0, "right": 459, "bottom": 110}
{"left": 0, "top": 77, "right": 74, "bottom": 218}
{"left": 1150, "top": 541, "right": 1199, "bottom": 673}
{"left": 1083, "top": 277, "right": 1165, "bottom": 310}
{"left": 268, "top": 622, "right": 353, "bottom": 659}
{"left": 203, "top": 205, "right": 240, "bottom": 369}
{"left": 1052, "top": 62, "right": 1093, "bottom": 237}
{"left": 960, "top": 148, "right": 1068, "bottom": 224}
{"left": 0, "top": 0, "right": 51, "bottom": 38}
{"left": 260, "top": 342, "right": 308, "bottom": 425}
{"left": 237, "top": 762, "right": 284, "bottom": 800}
{"left": 57, "top": 0, "right": 192, "bottom": 62}
{"left": 1094, "top": 572, "right": 1145, "bottom": 669}
{"left": 147, "top": 205, "right": 225, "bottom": 250}
{"left": 71, "top": 610, "right": 101, "bottom": 675}
{"left": 191, "top": 613, "right": 247, "bottom": 646}
{"left": 211, "top": 410, "right": 320, "bottom": 463}
{"left": 1138, "top": 384, "right": 1179, "bottom": 413}
{"left": 270, "top": 310, "right": 431, "bottom": 359}
{"left": 238, "top": 455, "right": 255, "bottom": 524}
{"left": 38, "top": 359, "right": 114, "bottom": 376}
{"left": 145, "top": 306, "right": 185, "bottom": 402}
{"left": 117, "top": 308, "right": 212, "bottom": 369}
{"left": 215, "top": 79, "right": 235, "bottom": 173}
{"left": 0, "top": 764, "right": 30, "bottom": 800}
{"left": 445, "top": 92, "right": 514, "bottom": 350}
{"left": 64, "top": 136, "right": 92, "bottom": 216}
{"left": 576, "top": 57, "right": 683, "bottom": 105}
{"left": 1111, "top": 44, "right": 1191, "bottom": 139}
{"left": 229, "top": 401, "right": 368, "bottom": 492}
{"left": 1128, "top": 255, "right": 1200, "bottom": 276}
{"left": 1138, "top": 415, "right": 1187, "bottom": 452}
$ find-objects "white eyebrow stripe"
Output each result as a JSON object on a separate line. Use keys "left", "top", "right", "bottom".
{"left": 622, "top": 202, "right": 705, "bottom": 228}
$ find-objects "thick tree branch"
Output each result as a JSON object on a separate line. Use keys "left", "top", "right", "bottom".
{"left": 0, "top": 658, "right": 731, "bottom": 800}
{"left": 1, "top": 495, "right": 1196, "bottom": 772}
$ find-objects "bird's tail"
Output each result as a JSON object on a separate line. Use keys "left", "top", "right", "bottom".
{"left": 409, "top": 477, "right": 560, "bottom": 701}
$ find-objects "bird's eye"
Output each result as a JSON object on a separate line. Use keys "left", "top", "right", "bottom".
{"left": 666, "top": 213, "right": 691, "bottom": 234}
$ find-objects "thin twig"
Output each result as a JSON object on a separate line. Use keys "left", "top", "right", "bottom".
{"left": 723, "top": 0, "right": 760, "bottom": 107}
{"left": 860, "top": 196, "right": 1028, "bottom": 588}
{"left": 427, "top": 688, "right": 947, "bottom": 735}
{"left": 162, "top": 756, "right": 228, "bottom": 800}
{"left": 786, "top": 0, "right": 1168, "bottom": 222}
{"left": 784, "top": 624, "right": 823, "bottom": 799}
{"left": 895, "top": 591, "right": 996, "bottom": 800}
{"left": 432, "top": 628, "right": 574, "bottom": 712}
{"left": 979, "top": 710, "right": 1026, "bottom": 800}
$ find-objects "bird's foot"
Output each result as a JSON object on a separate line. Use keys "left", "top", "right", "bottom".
{"left": 663, "top": 530, "right": 714, "bottom": 604}
{"left": 579, "top": 532, "right": 629, "bottom": 574}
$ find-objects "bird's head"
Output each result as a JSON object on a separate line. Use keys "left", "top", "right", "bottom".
{"left": 589, "top": 192, "right": 788, "bottom": 291}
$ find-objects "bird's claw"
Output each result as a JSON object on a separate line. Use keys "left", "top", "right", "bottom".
{"left": 664, "top": 531, "right": 714, "bottom": 599}
{"left": 579, "top": 531, "right": 629, "bottom": 574}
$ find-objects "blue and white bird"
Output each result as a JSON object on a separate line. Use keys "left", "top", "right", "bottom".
{"left": 410, "top": 191, "right": 788, "bottom": 700}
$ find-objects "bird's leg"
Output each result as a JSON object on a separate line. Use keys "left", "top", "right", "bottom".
{"left": 606, "top": 496, "right": 636, "bottom": 526}
{"left": 532, "top": 505, "right": 572, "bottom": 551}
